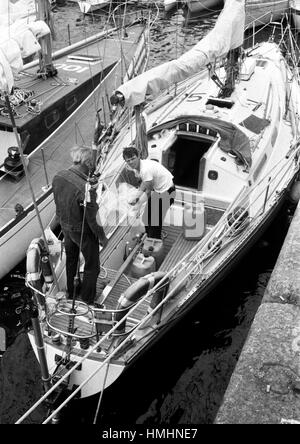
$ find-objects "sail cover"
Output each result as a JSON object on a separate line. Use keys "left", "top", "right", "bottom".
{"left": 0, "top": 0, "right": 50, "bottom": 92}
{"left": 115, "top": 0, "right": 245, "bottom": 108}
{"left": 0, "top": 0, "right": 36, "bottom": 27}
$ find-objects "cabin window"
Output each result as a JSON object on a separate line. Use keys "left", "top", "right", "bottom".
{"left": 65, "top": 95, "right": 77, "bottom": 111}
{"left": 208, "top": 170, "right": 218, "bottom": 180}
{"left": 177, "top": 122, "right": 215, "bottom": 136}
{"left": 45, "top": 109, "right": 60, "bottom": 130}
{"left": 198, "top": 126, "right": 207, "bottom": 135}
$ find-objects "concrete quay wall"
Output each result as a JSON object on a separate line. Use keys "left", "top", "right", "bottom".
{"left": 215, "top": 199, "right": 300, "bottom": 424}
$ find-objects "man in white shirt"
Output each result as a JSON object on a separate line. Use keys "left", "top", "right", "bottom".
{"left": 122, "top": 146, "right": 176, "bottom": 239}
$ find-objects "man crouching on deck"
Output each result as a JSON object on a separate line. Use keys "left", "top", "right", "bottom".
{"left": 52, "top": 145, "right": 108, "bottom": 304}
{"left": 122, "top": 146, "right": 176, "bottom": 239}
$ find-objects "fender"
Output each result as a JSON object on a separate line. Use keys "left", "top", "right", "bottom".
{"left": 115, "top": 271, "right": 169, "bottom": 332}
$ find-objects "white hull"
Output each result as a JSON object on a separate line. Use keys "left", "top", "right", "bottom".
{"left": 64, "top": 0, "right": 109, "bottom": 13}
{"left": 184, "top": 0, "right": 222, "bottom": 14}
{"left": 245, "top": 0, "right": 289, "bottom": 28}
{"left": 291, "top": 0, "right": 300, "bottom": 31}
{"left": 77, "top": 0, "right": 110, "bottom": 13}
{"left": 0, "top": 191, "right": 54, "bottom": 279}
{"left": 164, "top": 0, "right": 178, "bottom": 12}
{"left": 28, "top": 334, "right": 124, "bottom": 397}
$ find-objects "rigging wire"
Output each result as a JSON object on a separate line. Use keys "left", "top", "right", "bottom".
{"left": 93, "top": 362, "right": 110, "bottom": 424}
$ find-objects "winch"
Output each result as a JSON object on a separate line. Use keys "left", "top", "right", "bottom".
{"left": 4, "top": 146, "right": 24, "bottom": 180}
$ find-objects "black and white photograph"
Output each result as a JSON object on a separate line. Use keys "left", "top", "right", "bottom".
{"left": 0, "top": 0, "right": 300, "bottom": 429}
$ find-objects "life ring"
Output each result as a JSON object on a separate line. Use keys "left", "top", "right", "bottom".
{"left": 26, "top": 237, "right": 53, "bottom": 303}
{"left": 115, "top": 271, "right": 169, "bottom": 333}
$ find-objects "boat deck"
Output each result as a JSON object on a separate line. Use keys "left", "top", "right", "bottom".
{"left": 47, "top": 267, "right": 148, "bottom": 356}
{"left": 0, "top": 25, "right": 145, "bottom": 130}
{"left": 46, "top": 205, "right": 225, "bottom": 356}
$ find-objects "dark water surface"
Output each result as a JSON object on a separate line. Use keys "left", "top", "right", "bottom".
{"left": 0, "top": 2, "right": 295, "bottom": 425}
{"left": 50, "top": 2, "right": 218, "bottom": 66}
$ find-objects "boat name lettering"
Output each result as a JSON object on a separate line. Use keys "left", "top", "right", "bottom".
{"left": 54, "top": 63, "right": 88, "bottom": 73}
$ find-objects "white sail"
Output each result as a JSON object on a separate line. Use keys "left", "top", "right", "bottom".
{"left": 0, "top": 0, "right": 36, "bottom": 27}
{"left": 116, "top": 0, "right": 245, "bottom": 108}
{"left": 0, "top": 1, "right": 50, "bottom": 92}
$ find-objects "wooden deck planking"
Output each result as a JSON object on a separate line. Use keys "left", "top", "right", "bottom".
{"left": 96, "top": 268, "right": 151, "bottom": 318}
{"left": 161, "top": 225, "right": 183, "bottom": 255}
{"left": 48, "top": 268, "right": 146, "bottom": 353}
{"left": 160, "top": 231, "right": 199, "bottom": 272}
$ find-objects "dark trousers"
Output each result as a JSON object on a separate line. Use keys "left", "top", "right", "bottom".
{"left": 143, "top": 186, "right": 175, "bottom": 239}
{"left": 63, "top": 228, "right": 100, "bottom": 304}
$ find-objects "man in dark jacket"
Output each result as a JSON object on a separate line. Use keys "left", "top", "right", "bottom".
{"left": 52, "top": 145, "right": 108, "bottom": 304}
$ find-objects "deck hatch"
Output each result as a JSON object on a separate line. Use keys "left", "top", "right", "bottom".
{"left": 206, "top": 98, "right": 234, "bottom": 109}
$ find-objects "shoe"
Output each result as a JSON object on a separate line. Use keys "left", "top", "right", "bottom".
{"left": 76, "top": 295, "right": 95, "bottom": 305}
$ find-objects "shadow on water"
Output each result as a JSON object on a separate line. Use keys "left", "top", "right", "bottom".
{"left": 59, "top": 201, "right": 294, "bottom": 425}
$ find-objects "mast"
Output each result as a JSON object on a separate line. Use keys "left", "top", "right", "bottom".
{"left": 134, "top": 104, "right": 148, "bottom": 159}
{"left": 36, "top": 0, "right": 57, "bottom": 77}
{"left": 113, "top": 0, "right": 246, "bottom": 109}
{"left": 219, "top": 46, "right": 242, "bottom": 98}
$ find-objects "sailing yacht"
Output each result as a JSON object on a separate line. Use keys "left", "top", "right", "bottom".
{"left": 182, "top": 0, "right": 223, "bottom": 21}
{"left": 182, "top": 0, "right": 289, "bottom": 26}
{"left": 290, "top": 0, "right": 300, "bottom": 32}
{"left": 244, "top": 0, "right": 289, "bottom": 29}
{"left": 18, "top": 0, "right": 300, "bottom": 422}
{"left": 0, "top": 0, "right": 151, "bottom": 279}
{"left": 163, "top": 0, "right": 180, "bottom": 13}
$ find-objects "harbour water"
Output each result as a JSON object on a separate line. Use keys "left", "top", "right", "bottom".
{"left": 50, "top": 2, "right": 219, "bottom": 66}
{"left": 0, "top": 2, "right": 296, "bottom": 424}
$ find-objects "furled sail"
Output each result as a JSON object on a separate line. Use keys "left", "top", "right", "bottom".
{"left": 0, "top": 0, "right": 50, "bottom": 92}
{"left": 114, "top": 0, "right": 245, "bottom": 108}
{"left": 0, "top": 0, "right": 36, "bottom": 27}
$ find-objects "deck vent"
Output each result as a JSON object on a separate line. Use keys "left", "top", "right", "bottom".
{"left": 67, "top": 54, "right": 102, "bottom": 63}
